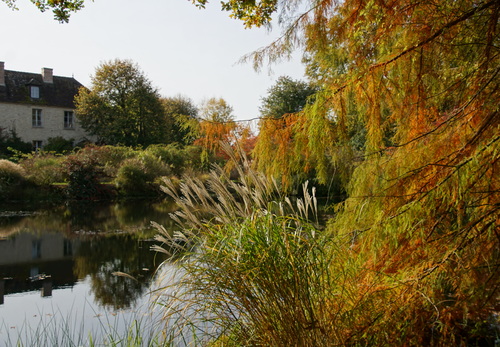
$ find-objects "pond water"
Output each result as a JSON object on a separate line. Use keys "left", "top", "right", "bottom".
{"left": 0, "top": 200, "right": 180, "bottom": 345}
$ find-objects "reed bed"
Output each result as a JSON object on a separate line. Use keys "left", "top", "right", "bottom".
{"left": 152, "top": 145, "right": 355, "bottom": 346}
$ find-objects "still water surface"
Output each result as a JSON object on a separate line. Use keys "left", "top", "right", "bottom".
{"left": 0, "top": 200, "right": 178, "bottom": 345}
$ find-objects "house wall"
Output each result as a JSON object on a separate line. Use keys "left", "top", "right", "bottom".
{"left": 0, "top": 102, "right": 94, "bottom": 146}
{"left": 0, "top": 232, "right": 80, "bottom": 265}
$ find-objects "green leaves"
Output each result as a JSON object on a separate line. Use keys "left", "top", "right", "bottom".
{"left": 259, "top": 76, "right": 317, "bottom": 119}
{"left": 75, "top": 59, "right": 168, "bottom": 147}
{"left": 27, "top": 0, "right": 87, "bottom": 22}
{"left": 192, "top": 0, "right": 278, "bottom": 28}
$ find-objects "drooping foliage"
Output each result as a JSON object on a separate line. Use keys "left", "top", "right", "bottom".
{"left": 254, "top": 76, "right": 335, "bottom": 190}
{"left": 191, "top": 0, "right": 500, "bottom": 344}
{"left": 195, "top": 97, "right": 238, "bottom": 165}
{"left": 194, "top": 98, "right": 257, "bottom": 171}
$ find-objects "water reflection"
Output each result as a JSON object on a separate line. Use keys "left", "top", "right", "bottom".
{"left": 74, "top": 235, "right": 160, "bottom": 309}
{"left": 0, "top": 200, "right": 175, "bottom": 310}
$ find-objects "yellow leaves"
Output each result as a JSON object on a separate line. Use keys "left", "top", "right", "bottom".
{"left": 254, "top": 114, "right": 301, "bottom": 190}
{"left": 197, "top": 120, "right": 236, "bottom": 154}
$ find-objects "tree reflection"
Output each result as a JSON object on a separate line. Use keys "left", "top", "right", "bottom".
{"left": 65, "top": 200, "right": 178, "bottom": 234}
{"left": 73, "top": 234, "right": 166, "bottom": 310}
{"left": 0, "top": 199, "right": 178, "bottom": 309}
{"left": 65, "top": 201, "right": 118, "bottom": 232}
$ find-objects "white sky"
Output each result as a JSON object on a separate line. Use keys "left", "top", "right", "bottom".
{"left": 0, "top": 0, "right": 305, "bottom": 121}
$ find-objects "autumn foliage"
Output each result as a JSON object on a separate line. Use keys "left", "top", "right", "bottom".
{"left": 248, "top": 0, "right": 500, "bottom": 344}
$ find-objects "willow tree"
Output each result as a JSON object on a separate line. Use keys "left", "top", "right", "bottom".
{"left": 196, "top": 0, "right": 500, "bottom": 344}
{"left": 310, "top": 1, "right": 499, "bottom": 343}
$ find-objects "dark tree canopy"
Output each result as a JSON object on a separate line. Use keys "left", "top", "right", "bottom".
{"left": 75, "top": 59, "right": 167, "bottom": 147}
{"left": 259, "top": 76, "right": 317, "bottom": 119}
{"left": 161, "top": 95, "right": 199, "bottom": 145}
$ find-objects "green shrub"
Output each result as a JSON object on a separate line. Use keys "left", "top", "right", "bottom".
{"left": 20, "top": 154, "right": 65, "bottom": 185}
{"left": 146, "top": 143, "right": 186, "bottom": 176}
{"left": 43, "top": 136, "right": 74, "bottom": 153}
{"left": 145, "top": 144, "right": 206, "bottom": 176}
{"left": 115, "top": 158, "right": 151, "bottom": 196}
{"left": 115, "top": 154, "right": 170, "bottom": 197}
{"left": 63, "top": 153, "right": 107, "bottom": 200}
{"left": 91, "top": 145, "right": 138, "bottom": 177}
{"left": 67, "top": 145, "right": 137, "bottom": 182}
{"left": 140, "top": 152, "right": 171, "bottom": 177}
{"left": 0, "top": 129, "right": 32, "bottom": 157}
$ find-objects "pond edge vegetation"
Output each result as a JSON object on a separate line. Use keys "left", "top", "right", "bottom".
{"left": 153, "top": 137, "right": 499, "bottom": 346}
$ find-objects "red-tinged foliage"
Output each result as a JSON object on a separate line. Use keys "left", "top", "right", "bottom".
{"left": 239, "top": 133, "right": 257, "bottom": 159}
{"left": 194, "top": 120, "right": 236, "bottom": 157}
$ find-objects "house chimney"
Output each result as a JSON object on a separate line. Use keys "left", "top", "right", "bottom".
{"left": 0, "top": 62, "right": 5, "bottom": 86}
{"left": 42, "top": 67, "right": 53, "bottom": 84}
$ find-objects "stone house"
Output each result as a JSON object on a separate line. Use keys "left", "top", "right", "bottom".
{"left": 0, "top": 61, "right": 93, "bottom": 150}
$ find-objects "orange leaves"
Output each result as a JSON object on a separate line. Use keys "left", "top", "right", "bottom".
{"left": 195, "top": 119, "right": 236, "bottom": 156}
{"left": 254, "top": 114, "right": 302, "bottom": 190}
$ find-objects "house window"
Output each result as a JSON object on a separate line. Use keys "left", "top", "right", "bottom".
{"left": 30, "top": 86, "right": 40, "bottom": 99}
{"left": 32, "top": 240, "right": 42, "bottom": 259}
{"left": 63, "top": 239, "right": 73, "bottom": 256}
{"left": 64, "top": 111, "right": 74, "bottom": 129}
{"left": 32, "top": 109, "right": 42, "bottom": 127}
{"left": 32, "top": 140, "right": 43, "bottom": 152}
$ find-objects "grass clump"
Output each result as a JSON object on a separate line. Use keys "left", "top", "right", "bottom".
{"left": 152, "top": 145, "right": 342, "bottom": 345}
{"left": 156, "top": 212, "right": 340, "bottom": 346}
{"left": 0, "top": 159, "right": 27, "bottom": 199}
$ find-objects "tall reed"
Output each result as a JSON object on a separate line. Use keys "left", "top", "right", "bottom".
{"left": 152, "top": 144, "right": 352, "bottom": 345}
{"left": 155, "top": 143, "right": 318, "bottom": 237}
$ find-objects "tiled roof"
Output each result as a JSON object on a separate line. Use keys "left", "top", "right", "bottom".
{"left": 0, "top": 70, "right": 84, "bottom": 108}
